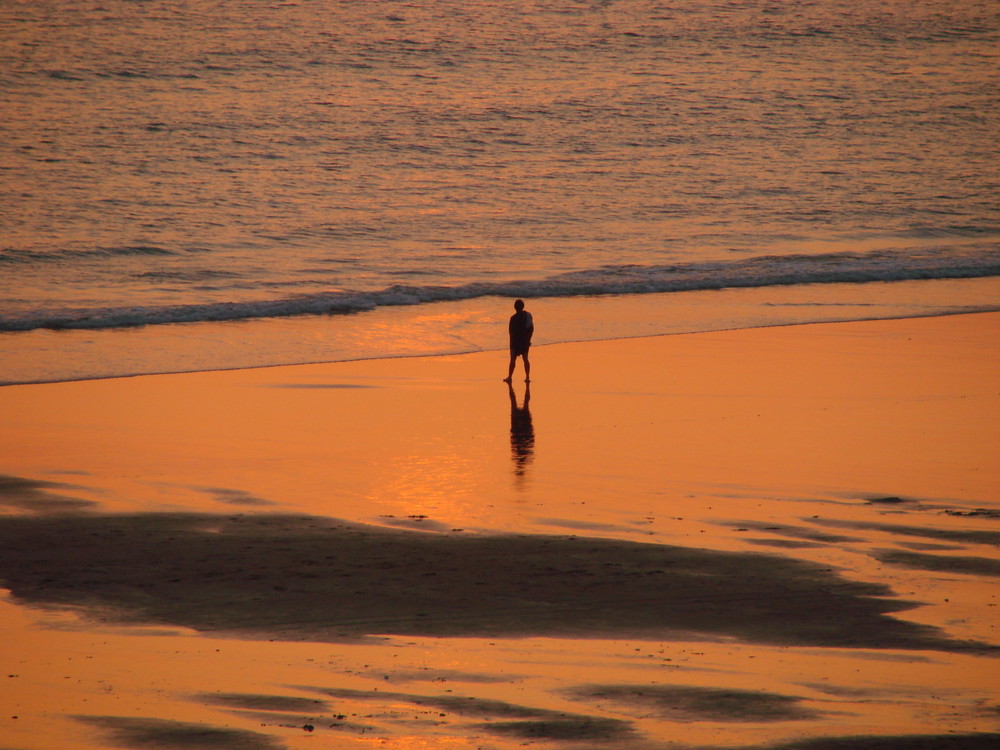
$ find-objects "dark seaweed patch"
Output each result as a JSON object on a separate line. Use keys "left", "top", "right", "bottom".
{"left": 303, "top": 687, "right": 633, "bottom": 741}
{"left": 475, "top": 716, "right": 631, "bottom": 740}
{"left": 196, "top": 693, "right": 328, "bottom": 712}
{"left": 565, "top": 684, "right": 819, "bottom": 722}
{"left": 0, "top": 474, "right": 96, "bottom": 513}
{"left": 814, "top": 518, "right": 1000, "bottom": 546}
{"left": 766, "top": 731, "right": 1000, "bottom": 749}
{"left": 0, "top": 512, "right": 989, "bottom": 652}
{"left": 75, "top": 716, "right": 281, "bottom": 749}
{"left": 874, "top": 550, "right": 1000, "bottom": 577}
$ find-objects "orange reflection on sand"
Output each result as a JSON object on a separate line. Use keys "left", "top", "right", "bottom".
{"left": 0, "top": 313, "right": 998, "bottom": 749}
{"left": 367, "top": 449, "right": 483, "bottom": 524}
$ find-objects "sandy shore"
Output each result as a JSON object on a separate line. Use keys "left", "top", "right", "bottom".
{"left": 1, "top": 313, "right": 998, "bottom": 749}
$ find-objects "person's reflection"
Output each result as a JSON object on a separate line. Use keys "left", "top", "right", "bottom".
{"left": 508, "top": 381, "right": 534, "bottom": 483}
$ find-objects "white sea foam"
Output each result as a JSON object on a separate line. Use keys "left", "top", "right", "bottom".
{"left": 1, "top": 246, "right": 997, "bottom": 332}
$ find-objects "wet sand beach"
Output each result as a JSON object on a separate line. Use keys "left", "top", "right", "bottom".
{"left": 1, "top": 313, "right": 999, "bottom": 749}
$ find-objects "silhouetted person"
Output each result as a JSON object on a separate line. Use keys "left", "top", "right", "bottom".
{"left": 508, "top": 381, "right": 534, "bottom": 478}
{"left": 504, "top": 299, "right": 533, "bottom": 383}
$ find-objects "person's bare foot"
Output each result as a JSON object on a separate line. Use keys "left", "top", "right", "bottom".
{"left": 503, "top": 377, "right": 512, "bottom": 383}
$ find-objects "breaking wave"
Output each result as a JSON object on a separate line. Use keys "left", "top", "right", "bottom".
{"left": 3, "top": 246, "right": 999, "bottom": 332}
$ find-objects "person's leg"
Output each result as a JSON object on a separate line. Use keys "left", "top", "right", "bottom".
{"left": 523, "top": 352, "right": 530, "bottom": 382}
{"left": 505, "top": 352, "right": 517, "bottom": 382}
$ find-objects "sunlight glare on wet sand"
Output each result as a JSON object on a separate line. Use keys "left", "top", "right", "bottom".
{"left": 1, "top": 314, "right": 998, "bottom": 749}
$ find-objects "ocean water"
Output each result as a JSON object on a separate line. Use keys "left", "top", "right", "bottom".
{"left": 1, "top": 0, "right": 998, "bottom": 383}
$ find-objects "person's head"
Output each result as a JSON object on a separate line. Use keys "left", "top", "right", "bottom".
{"left": 514, "top": 299, "right": 525, "bottom": 311}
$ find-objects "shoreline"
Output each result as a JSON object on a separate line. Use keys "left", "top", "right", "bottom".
{"left": 3, "top": 276, "right": 999, "bottom": 387}
{"left": 1, "top": 312, "right": 998, "bottom": 749}
{"left": 4, "top": 304, "right": 996, "bottom": 389}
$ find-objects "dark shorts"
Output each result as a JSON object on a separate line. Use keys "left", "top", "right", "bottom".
{"left": 510, "top": 342, "right": 530, "bottom": 357}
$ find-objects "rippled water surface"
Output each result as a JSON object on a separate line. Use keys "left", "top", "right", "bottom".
{"left": 1, "top": 0, "right": 997, "bottom": 377}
